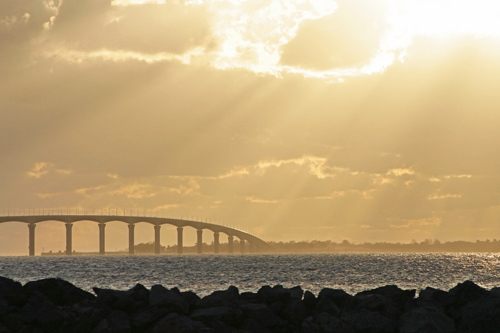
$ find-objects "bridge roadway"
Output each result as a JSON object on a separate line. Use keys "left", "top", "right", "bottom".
{"left": 0, "top": 215, "right": 271, "bottom": 256}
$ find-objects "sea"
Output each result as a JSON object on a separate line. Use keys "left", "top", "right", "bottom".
{"left": 1, "top": 253, "right": 500, "bottom": 296}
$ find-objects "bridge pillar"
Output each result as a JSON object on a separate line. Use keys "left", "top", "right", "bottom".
{"left": 128, "top": 223, "right": 135, "bottom": 255}
{"left": 213, "top": 232, "right": 220, "bottom": 254}
{"left": 240, "top": 239, "right": 245, "bottom": 254}
{"left": 197, "top": 229, "right": 203, "bottom": 254}
{"left": 154, "top": 225, "right": 161, "bottom": 254}
{"left": 228, "top": 235, "right": 234, "bottom": 254}
{"left": 177, "top": 227, "right": 183, "bottom": 254}
{"left": 28, "top": 223, "right": 36, "bottom": 256}
{"left": 99, "top": 223, "right": 106, "bottom": 255}
{"left": 249, "top": 241, "right": 255, "bottom": 253}
{"left": 65, "top": 223, "right": 73, "bottom": 255}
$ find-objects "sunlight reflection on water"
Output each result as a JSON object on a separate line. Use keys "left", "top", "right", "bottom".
{"left": 1, "top": 253, "right": 500, "bottom": 296}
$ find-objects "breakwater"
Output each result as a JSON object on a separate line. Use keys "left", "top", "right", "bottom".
{"left": 1, "top": 276, "right": 498, "bottom": 332}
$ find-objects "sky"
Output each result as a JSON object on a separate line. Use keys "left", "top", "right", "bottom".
{"left": 2, "top": 0, "right": 500, "bottom": 255}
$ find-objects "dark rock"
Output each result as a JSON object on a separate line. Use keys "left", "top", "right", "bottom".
{"left": 152, "top": 313, "right": 213, "bottom": 333}
{"left": 289, "top": 286, "right": 304, "bottom": 301}
{"left": 341, "top": 308, "right": 396, "bottom": 332}
{"left": 418, "top": 287, "right": 451, "bottom": 309}
{"left": 257, "top": 285, "right": 291, "bottom": 304}
{"left": 0, "top": 277, "right": 24, "bottom": 306}
{"left": 358, "top": 285, "right": 415, "bottom": 307}
{"left": 195, "top": 286, "right": 239, "bottom": 309}
{"left": 0, "top": 313, "right": 25, "bottom": 332}
{"left": 190, "top": 306, "right": 242, "bottom": 327}
{"left": 149, "top": 285, "right": 189, "bottom": 314}
{"left": 93, "top": 288, "right": 134, "bottom": 311}
{"left": 24, "top": 278, "right": 94, "bottom": 307}
{"left": 131, "top": 306, "right": 170, "bottom": 329}
{"left": 448, "top": 280, "right": 490, "bottom": 309}
{"left": 281, "top": 299, "right": 307, "bottom": 327}
{"left": 93, "top": 284, "right": 148, "bottom": 313}
{"left": 93, "top": 309, "right": 131, "bottom": 333}
{"left": 399, "top": 306, "right": 455, "bottom": 333}
{"left": 239, "top": 291, "right": 258, "bottom": 303}
{"left": 0, "top": 321, "right": 11, "bottom": 333}
{"left": 303, "top": 290, "right": 317, "bottom": 310}
{"left": 455, "top": 294, "right": 500, "bottom": 332}
{"left": 303, "top": 312, "right": 343, "bottom": 333}
{"left": 239, "top": 303, "right": 283, "bottom": 329}
{"left": 180, "top": 290, "right": 201, "bottom": 309}
{"left": 315, "top": 296, "right": 341, "bottom": 317}
{"left": 317, "top": 288, "right": 352, "bottom": 308}
{"left": 21, "top": 292, "right": 64, "bottom": 331}
{"left": 351, "top": 293, "right": 402, "bottom": 320}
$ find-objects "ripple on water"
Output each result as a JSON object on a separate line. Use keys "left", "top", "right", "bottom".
{"left": 2, "top": 253, "right": 500, "bottom": 296}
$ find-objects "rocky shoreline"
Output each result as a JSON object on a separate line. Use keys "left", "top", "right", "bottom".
{"left": 1, "top": 277, "right": 499, "bottom": 332}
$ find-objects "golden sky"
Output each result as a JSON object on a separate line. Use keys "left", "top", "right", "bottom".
{"left": 2, "top": 0, "right": 500, "bottom": 254}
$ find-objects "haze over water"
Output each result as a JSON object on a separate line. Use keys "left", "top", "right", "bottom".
{"left": 2, "top": 253, "right": 500, "bottom": 296}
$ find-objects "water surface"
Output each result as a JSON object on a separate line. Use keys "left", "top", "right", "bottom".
{"left": 1, "top": 253, "right": 499, "bottom": 296}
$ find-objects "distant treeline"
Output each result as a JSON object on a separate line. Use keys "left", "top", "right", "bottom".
{"left": 267, "top": 239, "right": 500, "bottom": 253}
{"left": 131, "top": 238, "right": 500, "bottom": 253}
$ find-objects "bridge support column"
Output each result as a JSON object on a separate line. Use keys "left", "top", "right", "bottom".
{"left": 177, "top": 227, "right": 183, "bottom": 254}
{"left": 99, "top": 223, "right": 106, "bottom": 255}
{"left": 213, "top": 232, "right": 220, "bottom": 254}
{"left": 28, "top": 223, "right": 36, "bottom": 256}
{"left": 228, "top": 235, "right": 234, "bottom": 254}
{"left": 197, "top": 229, "right": 203, "bottom": 254}
{"left": 240, "top": 239, "right": 245, "bottom": 254}
{"left": 128, "top": 223, "right": 135, "bottom": 255}
{"left": 249, "top": 242, "right": 255, "bottom": 254}
{"left": 154, "top": 225, "right": 161, "bottom": 254}
{"left": 65, "top": 223, "right": 73, "bottom": 255}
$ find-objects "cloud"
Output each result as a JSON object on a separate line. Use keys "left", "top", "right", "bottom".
{"left": 245, "top": 196, "right": 278, "bottom": 204}
{"left": 281, "top": 0, "right": 389, "bottom": 70}
{"left": 27, "top": 162, "right": 54, "bottom": 178}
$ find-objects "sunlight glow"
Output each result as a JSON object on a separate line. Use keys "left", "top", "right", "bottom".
{"left": 53, "top": 0, "right": 500, "bottom": 80}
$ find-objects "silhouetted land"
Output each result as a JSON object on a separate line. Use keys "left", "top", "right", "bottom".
{"left": 41, "top": 239, "right": 500, "bottom": 256}
{"left": 268, "top": 239, "right": 500, "bottom": 253}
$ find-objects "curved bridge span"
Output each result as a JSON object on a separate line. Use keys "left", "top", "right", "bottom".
{"left": 0, "top": 215, "right": 271, "bottom": 256}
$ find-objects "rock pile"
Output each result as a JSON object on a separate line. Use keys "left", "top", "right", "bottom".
{"left": 1, "top": 276, "right": 499, "bottom": 332}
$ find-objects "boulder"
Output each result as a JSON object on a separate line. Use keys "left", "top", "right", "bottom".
{"left": 448, "top": 280, "right": 490, "bottom": 309}
{"left": 455, "top": 294, "right": 500, "bottom": 332}
{"left": 399, "top": 306, "right": 455, "bottom": 333}
{"left": 281, "top": 299, "right": 307, "bottom": 328}
{"left": 257, "top": 285, "right": 291, "bottom": 305}
{"left": 152, "top": 313, "right": 213, "bottom": 333}
{"left": 351, "top": 293, "right": 402, "bottom": 320}
{"left": 417, "top": 287, "right": 451, "bottom": 309}
{"left": 358, "top": 285, "right": 415, "bottom": 307}
{"left": 341, "top": 308, "right": 396, "bottom": 332}
{"left": 0, "top": 277, "right": 24, "bottom": 306}
{"left": 93, "top": 309, "right": 131, "bottom": 333}
{"left": 149, "top": 285, "right": 189, "bottom": 314}
{"left": 317, "top": 288, "right": 352, "bottom": 308}
{"left": 303, "top": 290, "right": 317, "bottom": 311}
{"left": 315, "top": 296, "right": 341, "bottom": 317}
{"left": 24, "top": 278, "right": 94, "bottom": 307}
{"left": 239, "top": 303, "right": 284, "bottom": 329}
{"left": 190, "top": 306, "right": 242, "bottom": 327}
{"left": 195, "top": 286, "right": 239, "bottom": 309}
{"left": 302, "top": 312, "right": 343, "bottom": 333}
{"left": 131, "top": 306, "right": 170, "bottom": 329}
{"left": 21, "top": 292, "right": 65, "bottom": 331}
{"left": 93, "top": 283, "right": 148, "bottom": 312}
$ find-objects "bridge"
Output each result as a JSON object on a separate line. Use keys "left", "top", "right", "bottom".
{"left": 0, "top": 215, "right": 272, "bottom": 256}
